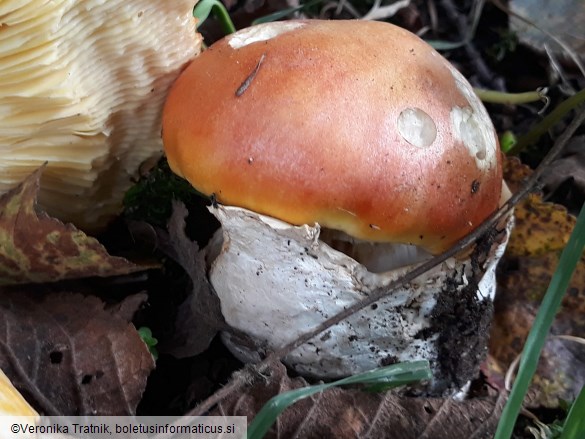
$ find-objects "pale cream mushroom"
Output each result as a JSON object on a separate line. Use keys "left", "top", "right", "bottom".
{"left": 0, "top": 368, "right": 37, "bottom": 416}
{"left": 163, "top": 20, "right": 513, "bottom": 393}
{"left": 0, "top": 0, "right": 202, "bottom": 230}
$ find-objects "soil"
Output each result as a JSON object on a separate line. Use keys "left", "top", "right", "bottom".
{"left": 430, "top": 257, "right": 494, "bottom": 393}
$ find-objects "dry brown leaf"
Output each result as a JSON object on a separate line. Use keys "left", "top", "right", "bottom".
{"left": 510, "top": 0, "right": 585, "bottom": 61}
{"left": 541, "top": 136, "right": 585, "bottom": 215}
{"left": 505, "top": 192, "right": 576, "bottom": 257}
{"left": 503, "top": 156, "right": 576, "bottom": 258}
{"left": 210, "top": 362, "right": 504, "bottom": 439}
{"left": 502, "top": 156, "right": 533, "bottom": 193}
{"left": 155, "top": 202, "right": 226, "bottom": 358}
{"left": 107, "top": 292, "right": 149, "bottom": 322}
{"left": 0, "top": 290, "right": 155, "bottom": 415}
{"left": 0, "top": 167, "right": 146, "bottom": 285}
{"left": 488, "top": 157, "right": 585, "bottom": 407}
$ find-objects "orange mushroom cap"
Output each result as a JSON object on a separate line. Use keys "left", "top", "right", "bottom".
{"left": 163, "top": 19, "right": 503, "bottom": 254}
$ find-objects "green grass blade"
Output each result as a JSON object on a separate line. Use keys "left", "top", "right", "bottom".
{"left": 251, "top": 0, "right": 323, "bottom": 25}
{"left": 427, "top": 40, "right": 469, "bottom": 50}
{"left": 193, "top": 0, "right": 236, "bottom": 34}
{"left": 247, "top": 361, "right": 431, "bottom": 439}
{"left": 494, "top": 201, "right": 585, "bottom": 439}
{"left": 192, "top": 0, "right": 214, "bottom": 25}
{"left": 475, "top": 89, "right": 545, "bottom": 105}
{"left": 560, "top": 385, "right": 585, "bottom": 439}
{"left": 509, "top": 88, "right": 585, "bottom": 155}
{"left": 246, "top": 382, "right": 331, "bottom": 439}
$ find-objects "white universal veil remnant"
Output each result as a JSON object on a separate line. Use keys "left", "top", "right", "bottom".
{"left": 0, "top": 0, "right": 202, "bottom": 230}
{"left": 163, "top": 20, "right": 514, "bottom": 393}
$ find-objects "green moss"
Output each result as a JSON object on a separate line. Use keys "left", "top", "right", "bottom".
{"left": 123, "top": 158, "right": 204, "bottom": 228}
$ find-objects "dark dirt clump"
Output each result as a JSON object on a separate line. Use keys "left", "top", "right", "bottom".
{"left": 427, "top": 229, "right": 503, "bottom": 395}
{"left": 430, "top": 275, "right": 494, "bottom": 394}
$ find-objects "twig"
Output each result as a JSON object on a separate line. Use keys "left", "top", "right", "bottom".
{"left": 440, "top": 0, "right": 504, "bottom": 91}
{"left": 235, "top": 54, "right": 266, "bottom": 97}
{"left": 318, "top": 1, "right": 360, "bottom": 19}
{"left": 188, "top": 379, "right": 245, "bottom": 416}
{"left": 544, "top": 45, "right": 577, "bottom": 96}
{"left": 189, "top": 106, "right": 585, "bottom": 416}
{"left": 468, "top": 391, "right": 508, "bottom": 439}
{"left": 361, "top": 0, "right": 411, "bottom": 21}
{"left": 427, "top": 0, "right": 439, "bottom": 35}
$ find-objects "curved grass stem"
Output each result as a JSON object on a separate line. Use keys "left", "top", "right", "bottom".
{"left": 193, "top": 0, "right": 236, "bottom": 35}
{"left": 474, "top": 88, "right": 546, "bottom": 105}
{"left": 509, "top": 88, "right": 585, "bottom": 155}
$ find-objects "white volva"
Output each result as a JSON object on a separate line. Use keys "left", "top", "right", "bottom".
{"left": 0, "top": 0, "right": 201, "bottom": 229}
{"left": 208, "top": 205, "right": 513, "bottom": 387}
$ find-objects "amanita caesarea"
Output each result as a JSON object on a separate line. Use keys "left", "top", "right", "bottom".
{"left": 163, "top": 20, "right": 513, "bottom": 393}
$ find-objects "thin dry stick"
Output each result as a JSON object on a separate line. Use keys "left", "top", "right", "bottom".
{"left": 441, "top": 0, "right": 504, "bottom": 91}
{"left": 361, "top": 0, "right": 411, "bottom": 21}
{"left": 189, "top": 106, "right": 585, "bottom": 416}
{"left": 235, "top": 54, "right": 266, "bottom": 97}
{"left": 468, "top": 391, "right": 508, "bottom": 439}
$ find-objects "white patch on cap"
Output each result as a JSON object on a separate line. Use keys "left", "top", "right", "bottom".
{"left": 448, "top": 66, "right": 497, "bottom": 171}
{"left": 397, "top": 107, "right": 437, "bottom": 148}
{"left": 227, "top": 22, "right": 305, "bottom": 49}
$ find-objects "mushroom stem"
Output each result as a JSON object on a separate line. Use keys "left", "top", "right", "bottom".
{"left": 319, "top": 228, "right": 431, "bottom": 273}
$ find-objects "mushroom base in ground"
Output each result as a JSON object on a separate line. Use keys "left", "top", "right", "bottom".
{"left": 207, "top": 205, "right": 513, "bottom": 395}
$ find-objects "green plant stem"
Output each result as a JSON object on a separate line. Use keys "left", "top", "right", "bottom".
{"left": 474, "top": 89, "right": 545, "bottom": 105}
{"left": 509, "top": 88, "right": 585, "bottom": 155}
{"left": 494, "top": 201, "right": 585, "bottom": 439}
{"left": 252, "top": 0, "right": 322, "bottom": 25}
{"left": 561, "top": 385, "right": 585, "bottom": 439}
{"left": 247, "top": 361, "right": 431, "bottom": 439}
{"left": 213, "top": 1, "right": 236, "bottom": 34}
{"left": 193, "top": 0, "right": 236, "bottom": 35}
